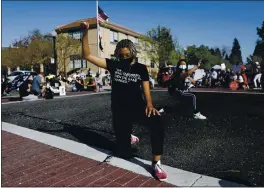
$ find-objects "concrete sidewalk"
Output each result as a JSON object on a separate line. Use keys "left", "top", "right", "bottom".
{"left": 1, "top": 130, "right": 173, "bottom": 187}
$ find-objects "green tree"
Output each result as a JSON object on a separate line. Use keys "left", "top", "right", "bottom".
{"left": 214, "top": 48, "right": 222, "bottom": 59}
{"left": 7, "top": 29, "right": 53, "bottom": 70}
{"left": 224, "top": 54, "right": 229, "bottom": 60}
{"left": 257, "top": 21, "right": 264, "bottom": 41}
{"left": 229, "top": 38, "right": 243, "bottom": 65}
{"left": 139, "top": 39, "right": 159, "bottom": 68}
{"left": 56, "top": 34, "right": 81, "bottom": 77}
{"left": 253, "top": 21, "right": 264, "bottom": 66}
{"left": 209, "top": 47, "right": 221, "bottom": 59}
{"left": 146, "top": 26, "right": 175, "bottom": 67}
{"left": 185, "top": 45, "right": 228, "bottom": 70}
{"left": 168, "top": 50, "right": 179, "bottom": 65}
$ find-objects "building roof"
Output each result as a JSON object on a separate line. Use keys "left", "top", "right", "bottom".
{"left": 55, "top": 17, "right": 144, "bottom": 38}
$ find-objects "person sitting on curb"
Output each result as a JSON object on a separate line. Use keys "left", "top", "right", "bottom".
{"left": 31, "top": 72, "right": 44, "bottom": 97}
{"left": 87, "top": 77, "right": 96, "bottom": 91}
{"left": 80, "top": 22, "right": 167, "bottom": 181}
{"left": 75, "top": 76, "right": 84, "bottom": 92}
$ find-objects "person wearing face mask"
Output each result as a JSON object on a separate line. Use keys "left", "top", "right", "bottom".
{"left": 168, "top": 58, "right": 207, "bottom": 120}
{"left": 81, "top": 22, "right": 167, "bottom": 181}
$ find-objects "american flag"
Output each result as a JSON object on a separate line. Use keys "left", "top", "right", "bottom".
{"left": 97, "top": 6, "right": 109, "bottom": 23}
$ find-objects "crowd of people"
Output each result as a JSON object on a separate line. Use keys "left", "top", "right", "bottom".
{"left": 1, "top": 21, "right": 263, "bottom": 183}
{"left": 179, "top": 63, "right": 263, "bottom": 91}
{"left": 63, "top": 69, "right": 111, "bottom": 92}
{"left": 1, "top": 67, "right": 113, "bottom": 99}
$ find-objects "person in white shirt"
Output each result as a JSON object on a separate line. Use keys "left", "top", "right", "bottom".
{"left": 210, "top": 69, "right": 218, "bottom": 88}
{"left": 237, "top": 72, "right": 244, "bottom": 89}
{"left": 95, "top": 72, "right": 103, "bottom": 92}
{"left": 254, "top": 73, "right": 262, "bottom": 88}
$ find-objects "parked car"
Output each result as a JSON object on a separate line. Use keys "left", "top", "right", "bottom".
{"left": 7, "top": 71, "right": 37, "bottom": 92}
{"left": 7, "top": 71, "right": 37, "bottom": 83}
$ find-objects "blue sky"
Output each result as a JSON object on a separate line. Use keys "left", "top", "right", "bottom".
{"left": 2, "top": 1, "right": 264, "bottom": 62}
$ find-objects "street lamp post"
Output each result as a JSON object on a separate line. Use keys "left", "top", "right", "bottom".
{"left": 51, "top": 30, "right": 57, "bottom": 76}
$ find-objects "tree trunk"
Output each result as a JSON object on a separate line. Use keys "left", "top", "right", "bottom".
{"left": 64, "top": 58, "right": 67, "bottom": 78}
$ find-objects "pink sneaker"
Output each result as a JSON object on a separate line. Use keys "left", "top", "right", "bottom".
{"left": 152, "top": 160, "right": 167, "bottom": 181}
{"left": 131, "top": 134, "right": 139, "bottom": 145}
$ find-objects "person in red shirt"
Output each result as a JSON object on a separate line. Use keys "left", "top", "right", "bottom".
{"left": 241, "top": 69, "right": 249, "bottom": 89}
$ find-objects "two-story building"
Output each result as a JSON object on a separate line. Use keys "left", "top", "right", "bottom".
{"left": 55, "top": 17, "right": 158, "bottom": 78}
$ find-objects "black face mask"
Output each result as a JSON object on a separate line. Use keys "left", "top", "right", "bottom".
{"left": 120, "top": 57, "right": 134, "bottom": 65}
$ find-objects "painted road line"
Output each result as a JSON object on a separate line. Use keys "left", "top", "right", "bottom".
{"left": 1, "top": 91, "right": 110, "bottom": 105}
{"left": 3, "top": 89, "right": 262, "bottom": 105}
{"left": 190, "top": 89, "right": 264, "bottom": 95}
{"left": 2, "top": 122, "right": 242, "bottom": 187}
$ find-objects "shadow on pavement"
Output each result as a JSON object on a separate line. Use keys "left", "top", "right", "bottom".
{"left": 216, "top": 171, "right": 261, "bottom": 187}
{"left": 218, "top": 179, "right": 246, "bottom": 187}
{"left": 37, "top": 124, "right": 155, "bottom": 178}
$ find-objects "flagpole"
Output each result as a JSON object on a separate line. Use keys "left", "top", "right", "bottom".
{"left": 96, "top": 0, "right": 101, "bottom": 74}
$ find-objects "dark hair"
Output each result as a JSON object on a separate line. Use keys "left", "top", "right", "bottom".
{"left": 174, "top": 59, "right": 188, "bottom": 77}
{"left": 114, "top": 39, "right": 137, "bottom": 59}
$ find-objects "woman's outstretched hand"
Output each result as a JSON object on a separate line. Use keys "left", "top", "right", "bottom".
{"left": 80, "top": 22, "right": 89, "bottom": 30}
{"left": 145, "top": 104, "right": 160, "bottom": 118}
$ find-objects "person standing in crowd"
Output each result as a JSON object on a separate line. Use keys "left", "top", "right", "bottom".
{"left": 236, "top": 72, "right": 244, "bottom": 89}
{"left": 210, "top": 68, "right": 218, "bottom": 88}
{"left": 104, "top": 70, "right": 111, "bottom": 86}
{"left": 225, "top": 69, "right": 231, "bottom": 88}
{"left": 168, "top": 58, "right": 207, "bottom": 120}
{"left": 241, "top": 69, "right": 249, "bottom": 89}
{"left": 81, "top": 22, "right": 167, "bottom": 181}
{"left": 95, "top": 72, "right": 103, "bottom": 92}
{"left": 87, "top": 68, "right": 91, "bottom": 77}
{"left": 254, "top": 71, "right": 262, "bottom": 88}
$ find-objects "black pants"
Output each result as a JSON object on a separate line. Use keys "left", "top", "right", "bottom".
{"left": 75, "top": 83, "right": 84, "bottom": 91}
{"left": 211, "top": 79, "right": 216, "bottom": 88}
{"left": 111, "top": 103, "right": 165, "bottom": 158}
{"left": 2, "top": 83, "right": 7, "bottom": 95}
{"left": 171, "top": 89, "right": 198, "bottom": 114}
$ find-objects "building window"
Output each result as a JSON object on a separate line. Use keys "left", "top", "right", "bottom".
{"left": 70, "top": 55, "right": 88, "bottom": 70}
{"left": 110, "top": 30, "right": 118, "bottom": 43}
{"left": 82, "top": 60, "right": 88, "bottom": 68}
{"left": 75, "top": 59, "right": 82, "bottom": 68}
{"left": 68, "top": 31, "right": 82, "bottom": 40}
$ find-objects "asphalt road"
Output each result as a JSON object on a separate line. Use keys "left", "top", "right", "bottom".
{"left": 2, "top": 91, "right": 264, "bottom": 186}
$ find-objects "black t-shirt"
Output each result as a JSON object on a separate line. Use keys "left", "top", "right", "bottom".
{"left": 172, "top": 70, "right": 188, "bottom": 91}
{"left": 106, "top": 58, "right": 149, "bottom": 107}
